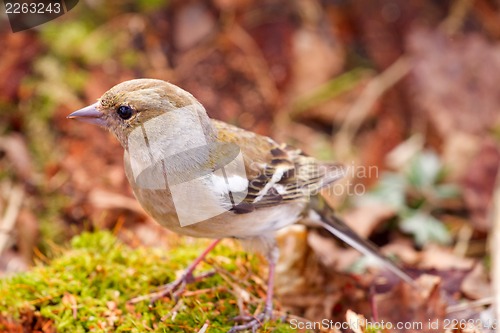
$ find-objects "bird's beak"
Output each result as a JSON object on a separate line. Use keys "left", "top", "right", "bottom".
{"left": 67, "top": 102, "right": 106, "bottom": 127}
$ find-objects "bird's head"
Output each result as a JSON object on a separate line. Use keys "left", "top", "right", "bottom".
{"left": 68, "top": 79, "right": 215, "bottom": 149}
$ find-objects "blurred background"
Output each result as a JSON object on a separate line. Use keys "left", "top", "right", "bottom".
{"left": 1, "top": 0, "right": 499, "bottom": 330}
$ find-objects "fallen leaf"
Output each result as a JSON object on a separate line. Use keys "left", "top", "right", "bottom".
{"left": 409, "top": 28, "right": 500, "bottom": 137}
{"left": 346, "top": 309, "right": 367, "bottom": 333}
{"left": 420, "top": 245, "right": 474, "bottom": 270}
{"left": 461, "top": 264, "right": 491, "bottom": 300}
{"left": 461, "top": 139, "right": 500, "bottom": 231}
{"left": 375, "top": 274, "right": 446, "bottom": 333}
{"left": 275, "top": 225, "right": 309, "bottom": 295}
{"left": 88, "top": 188, "right": 144, "bottom": 214}
{"left": 342, "top": 204, "right": 396, "bottom": 238}
{"left": 173, "top": 2, "right": 216, "bottom": 51}
{"left": 0, "top": 134, "right": 34, "bottom": 182}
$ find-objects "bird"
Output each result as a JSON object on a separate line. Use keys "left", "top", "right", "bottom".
{"left": 68, "top": 78, "right": 413, "bottom": 332}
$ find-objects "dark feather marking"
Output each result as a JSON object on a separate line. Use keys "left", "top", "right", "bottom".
{"left": 266, "top": 187, "right": 283, "bottom": 201}
{"left": 231, "top": 202, "right": 255, "bottom": 214}
{"left": 271, "top": 158, "right": 291, "bottom": 165}
{"left": 270, "top": 148, "right": 286, "bottom": 157}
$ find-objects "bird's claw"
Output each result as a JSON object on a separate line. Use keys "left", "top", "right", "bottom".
{"left": 229, "top": 308, "right": 272, "bottom": 332}
{"left": 128, "top": 270, "right": 215, "bottom": 305}
{"left": 127, "top": 275, "right": 189, "bottom": 305}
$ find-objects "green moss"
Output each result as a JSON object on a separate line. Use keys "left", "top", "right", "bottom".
{"left": 0, "top": 231, "right": 295, "bottom": 332}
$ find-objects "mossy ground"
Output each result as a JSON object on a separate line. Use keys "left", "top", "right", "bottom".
{"left": 0, "top": 231, "right": 295, "bottom": 332}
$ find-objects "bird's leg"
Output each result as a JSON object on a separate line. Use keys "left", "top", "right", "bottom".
{"left": 229, "top": 244, "right": 277, "bottom": 332}
{"left": 128, "top": 239, "right": 221, "bottom": 304}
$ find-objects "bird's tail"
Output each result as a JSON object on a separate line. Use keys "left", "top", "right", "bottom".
{"left": 309, "top": 195, "right": 415, "bottom": 286}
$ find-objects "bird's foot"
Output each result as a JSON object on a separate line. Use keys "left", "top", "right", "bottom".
{"left": 128, "top": 239, "right": 222, "bottom": 305}
{"left": 128, "top": 270, "right": 215, "bottom": 304}
{"left": 229, "top": 306, "right": 273, "bottom": 333}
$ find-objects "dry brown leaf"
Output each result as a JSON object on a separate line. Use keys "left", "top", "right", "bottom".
{"left": 0, "top": 249, "right": 29, "bottom": 275}
{"left": 307, "top": 230, "right": 361, "bottom": 272}
{"left": 88, "top": 188, "right": 144, "bottom": 214}
{"left": 375, "top": 274, "right": 446, "bottom": 333}
{"left": 442, "top": 133, "right": 481, "bottom": 180}
{"left": 381, "top": 238, "right": 420, "bottom": 266}
{"left": 275, "top": 225, "right": 309, "bottom": 295}
{"left": 124, "top": 222, "right": 174, "bottom": 249}
{"left": 461, "top": 264, "right": 491, "bottom": 300}
{"left": 461, "top": 139, "right": 500, "bottom": 231}
{"left": 16, "top": 209, "right": 39, "bottom": 264}
{"left": 420, "top": 245, "right": 474, "bottom": 271}
{"left": 0, "top": 134, "right": 34, "bottom": 182}
{"left": 345, "top": 309, "right": 367, "bottom": 333}
{"left": 0, "top": 31, "right": 41, "bottom": 102}
{"left": 173, "top": 2, "right": 216, "bottom": 51}
{"left": 342, "top": 204, "right": 396, "bottom": 238}
{"left": 349, "top": 0, "right": 444, "bottom": 69}
{"left": 288, "top": 24, "right": 344, "bottom": 97}
{"left": 0, "top": 307, "right": 56, "bottom": 333}
{"left": 409, "top": 28, "right": 500, "bottom": 137}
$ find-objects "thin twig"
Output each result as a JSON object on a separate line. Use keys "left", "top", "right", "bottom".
{"left": 197, "top": 320, "right": 210, "bottom": 333}
{"left": 333, "top": 56, "right": 412, "bottom": 158}
{"left": 446, "top": 297, "right": 494, "bottom": 313}
{"left": 439, "top": 0, "right": 474, "bottom": 35}
{"left": 453, "top": 224, "right": 473, "bottom": 257}
{"left": 160, "top": 299, "right": 185, "bottom": 322}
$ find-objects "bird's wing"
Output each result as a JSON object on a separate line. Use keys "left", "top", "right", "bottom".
{"left": 213, "top": 120, "right": 415, "bottom": 285}
{"left": 212, "top": 120, "right": 344, "bottom": 212}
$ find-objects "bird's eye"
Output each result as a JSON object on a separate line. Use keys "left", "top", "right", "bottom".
{"left": 117, "top": 105, "right": 134, "bottom": 120}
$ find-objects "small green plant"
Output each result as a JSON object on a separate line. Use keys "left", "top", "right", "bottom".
{"left": 360, "top": 150, "right": 460, "bottom": 246}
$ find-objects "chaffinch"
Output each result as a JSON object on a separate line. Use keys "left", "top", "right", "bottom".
{"left": 68, "top": 79, "right": 413, "bottom": 331}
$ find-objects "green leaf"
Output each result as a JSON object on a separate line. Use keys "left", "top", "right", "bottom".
{"left": 358, "top": 172, "right": 407, "bottom": 211}
{"left": 400, "top": 211, "right": 451, "bottom": 246}
{"left": 406, "top": 150, "right": 442, "bottom": 187}
{"left": 433, "top": 183, "right": 461, "bottom": 200}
